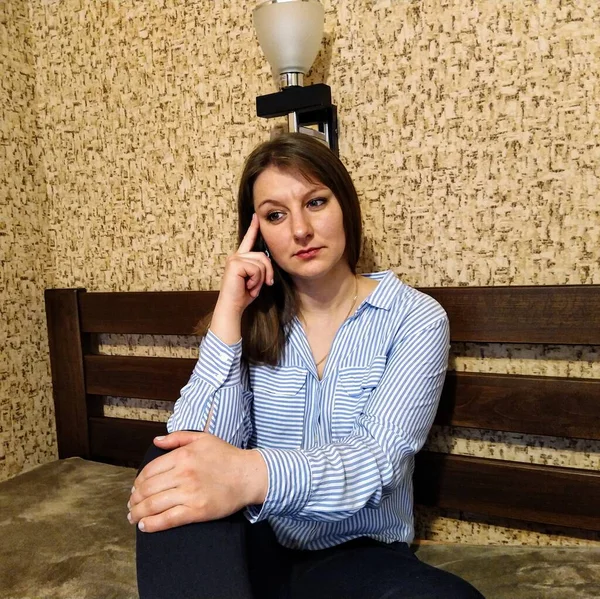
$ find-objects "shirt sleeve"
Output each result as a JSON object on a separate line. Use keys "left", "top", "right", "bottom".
{"left": 167, "top": 329, "right": 253, "bottom": 448}
{"left": 246, "top": 311, "right": 450, "bottom": 522}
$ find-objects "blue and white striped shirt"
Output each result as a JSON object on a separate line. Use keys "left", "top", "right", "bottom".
{"left": 167, "top": 271, "right": 450, "bottom": 550}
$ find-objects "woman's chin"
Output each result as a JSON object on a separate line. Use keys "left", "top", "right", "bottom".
{"left": 285, "top": 257, "right": 350, "bottom": 282}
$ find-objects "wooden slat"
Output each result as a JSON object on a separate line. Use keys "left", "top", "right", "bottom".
{"left": 79, "top": 290, "right": 219, "bottom": 334}
{"left": 420, "top": 285, "right": 600, "bottom": 344}
{"left": 414, "top": 452, "right": 600, "bottom": 531}
{"left": 44, "top": 289, "right": 90, "bottom": 459}
{"left": 77, "top": 286, "right": 600, "bottom": 342}
{"left": 84, "top": 357, "right": 600, "bottom": 440}
{"left": 435, "top": 371, "right": 600, "bottom": 440}
{"left": 85, "top": 355, "right": 196, "bottom": 401}
{"left": 89, "top": 417, "right": 166, "bottom": 464}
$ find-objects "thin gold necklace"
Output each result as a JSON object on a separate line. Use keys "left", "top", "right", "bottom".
{"left": 313, "top": 276, "right": 359, "bottom": 368}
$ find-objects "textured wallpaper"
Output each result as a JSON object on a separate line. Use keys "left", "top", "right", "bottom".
{"left": 2, "top": 0, "right": 599, "bottom": 545}
{"left": 1, "top": 0, "right": 55, "bottom": 481}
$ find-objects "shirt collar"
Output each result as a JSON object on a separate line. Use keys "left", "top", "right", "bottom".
{"left": 360, "top": 270, "right": 401, "bottom": 311}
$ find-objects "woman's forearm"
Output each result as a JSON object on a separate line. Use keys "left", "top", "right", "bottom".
{"left": 209, "top": 298, "right": 243, "bottom": 345}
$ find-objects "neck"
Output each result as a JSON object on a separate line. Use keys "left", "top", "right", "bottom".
{"left": 294, "top": 264, "right": 357, "bottom": 319}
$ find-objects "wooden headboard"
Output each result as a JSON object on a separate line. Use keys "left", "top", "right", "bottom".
{"left": 44, "top": 285, "right": 600, "bottom": 534}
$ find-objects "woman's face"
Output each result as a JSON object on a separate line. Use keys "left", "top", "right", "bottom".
{"left": 252, "top": 166, "right": 348, "bottom": 282}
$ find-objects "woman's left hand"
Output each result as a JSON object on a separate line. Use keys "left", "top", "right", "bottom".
{"left": 128, "top": 431, "right": 268, "bottom": 533}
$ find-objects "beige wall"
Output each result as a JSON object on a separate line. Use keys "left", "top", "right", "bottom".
{"left": 2, "top": 0, "right": 599, "bottom": 543}
{"left": 1, "top": 0, "right": 54, "bottom": 481}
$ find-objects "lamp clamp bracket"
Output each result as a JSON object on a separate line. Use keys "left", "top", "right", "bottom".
{"left": 256, "top": 83, "right": 339, "bottom": 155}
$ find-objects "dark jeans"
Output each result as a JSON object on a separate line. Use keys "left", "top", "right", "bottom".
{"left": 136, "top": 444, "right": 484, "bottom": 599}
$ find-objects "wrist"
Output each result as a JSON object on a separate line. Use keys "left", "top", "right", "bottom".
{"left": 240, "top": 449, "right": 268, "bottom": 506}
{"left": 213, "top": 295, "right": 244, "bottom": 318}
{"left": 210, "top": 300, "right": 243, "bottom": 345}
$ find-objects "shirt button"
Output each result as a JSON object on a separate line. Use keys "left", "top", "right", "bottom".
{"left": 218, "top": 351, "right": 228, "bottom": 361}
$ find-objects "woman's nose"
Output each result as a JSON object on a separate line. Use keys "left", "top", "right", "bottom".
{"left": 292, "top": 213, "right": 313, "bottom": 242}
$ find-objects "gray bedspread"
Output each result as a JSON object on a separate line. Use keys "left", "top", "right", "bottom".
{"left": 1, "top": 458, "right": 599, "bottom": 599}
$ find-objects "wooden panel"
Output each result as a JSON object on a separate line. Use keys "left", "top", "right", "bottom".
{"left": 85, "top": 355, "right": 196, "bottom": 401}
{"left": 89, "top": 417, "right": 167, "bottom": 464}
{"left": 79, "top": 290, "right": 219, "bottom": 334}
{"left": 420, "top": 285, "right": 600, "bottom": 344}
{"left": 44, "top": 289, "right": 90, "bottom": 459}
{"left": 414, "top": 452, "right": 600, "bottom": 531}
{"left": 435, "top": 371, "right": 600, "bottom": 440}
{"left": 45, "top": 285, "right": 600, "bottom": 536}
{"left": 77, "top": 285, "right": 600, "bottom": 342}
{"left": 84, "top": 358, "right": 600, "bottom": 440}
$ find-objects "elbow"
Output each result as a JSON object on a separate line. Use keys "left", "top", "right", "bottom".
{"left": 359, "top": 428, "right": 415, "bottom": 507}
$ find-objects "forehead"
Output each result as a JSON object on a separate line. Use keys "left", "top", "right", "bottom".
{"left": 253, "top": 166, "right": 329, "bottom": 205}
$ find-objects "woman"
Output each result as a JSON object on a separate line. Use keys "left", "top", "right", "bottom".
{"left": 128, "top": 133, "right": 484, "bottom": 599}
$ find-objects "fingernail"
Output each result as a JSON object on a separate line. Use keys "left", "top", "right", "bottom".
{"left": 138, "top": 521, "right": 145, "bottom": 532}
{"left": 270, "top": 279, "right": 274, "bottom": 286}
{"left": 155, "top": 435, "right": 165, "bottom": 441}
{"left": 127, "top": 512, "right": 132, "bottom": 523}
{"left": 131, "top": 486, "right": 135, "bottom": 494}
{"left": 127, "top": 501, "right": 131, "bottom": 510}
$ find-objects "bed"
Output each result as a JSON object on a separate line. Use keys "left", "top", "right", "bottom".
{"left": 1, "top": 283, "right": 599, "bottom": 599}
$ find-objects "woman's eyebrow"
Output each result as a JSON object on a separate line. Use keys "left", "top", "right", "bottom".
{"left": 302, "top": 185, "right": 329, "bottom": 197}
{"left": 256, "top": 186, "right": 329, "bottom": 211}
{"left": 256, "top": 198, "right": 284, "bottom": 210}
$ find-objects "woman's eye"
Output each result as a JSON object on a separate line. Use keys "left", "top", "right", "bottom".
{"left": 307, "top": 197, "right": 326, "bottom": 208}
{"left": 266, "top": 211, "right": 284, "bottom": 222}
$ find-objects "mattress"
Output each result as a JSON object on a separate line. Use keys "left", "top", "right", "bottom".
{"left": 2, "top": 458, "right": 599, "bottom": 599}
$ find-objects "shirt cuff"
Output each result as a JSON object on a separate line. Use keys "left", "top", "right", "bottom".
{"left": 245, "top": 448, "right": 312, "bottom": 522}
{"left": 193, "top": 329, "right": 242, "bottom": 388}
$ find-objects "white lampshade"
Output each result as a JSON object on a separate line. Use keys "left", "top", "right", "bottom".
{"left": 253, "top": 0, "right": 324, "bottom": 86}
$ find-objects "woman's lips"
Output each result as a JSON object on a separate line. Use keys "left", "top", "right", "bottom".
{"left": 294, "top": 247, "right": 322, "bottom": 260}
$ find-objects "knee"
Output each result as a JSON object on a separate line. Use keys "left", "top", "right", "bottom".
{"left": 455, "top": 581, "right": 485, "bottom": 599}
{"left": 423, "top": 575, "right": 485, "bottom": 599}
{"left": 384, "top": 584, "right": 484, "bottom": 599}
{"left": 137, "top": 442, "right": 170, "bottom": 474}
{"left": 137, "top": 429, "right": 203, "bottom": 473}
{"left": 382, "top": 572, "right": 485, "bottom": 599}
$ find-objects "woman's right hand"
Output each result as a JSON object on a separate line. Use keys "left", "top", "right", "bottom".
{"left": 210, "top": 214, "right": 274, "bottom": 343}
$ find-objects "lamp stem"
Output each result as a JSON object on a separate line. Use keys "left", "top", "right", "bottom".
{"left": 279, "top": 72, "right": 304, "bottom": 89}
{"left": 288, "top": 111, "right": 299, "bottom": 133}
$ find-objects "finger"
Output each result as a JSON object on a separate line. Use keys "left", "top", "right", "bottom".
{"left": 134, "top": 449, "right": 178, "bottom": 489}
{"left": 241, "top": 258, "right": 267, "bottom": 293}
{"left": 229, "top": 256, "right": 266, "bottom": 296}
{"left": 135, "top": 432, "right": 202, "bottom": 487}
{"left": 238, "top": 252, "right": 274, "bottom": 286}
{"left": 129, "top": 469, "right": 178, "bottom": 509}
{"left": 237, "top": 213, "right": 259, "bottom": 254}
{"left": 131, "top": 432, "right": 209, "bottom": 511}
{"left": 265, "top": 254, "right": 275, "bottom": 286}
{"left": 129, "top": 487, "right": 182, "bottom": 524}
{"left": 136, "top": 505, "right": 195, "bottom": 534}
{"left": 154, "top": 431, "right": 203, "bottom": 450}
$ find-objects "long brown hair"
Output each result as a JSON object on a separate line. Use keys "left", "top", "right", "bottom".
{"left": 200, "top": 133, "right": 362, "bottom": 365}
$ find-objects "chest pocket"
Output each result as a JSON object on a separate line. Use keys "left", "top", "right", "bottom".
{"left": 332, "top": 355, "right": 387, "bottom": 439}
{"left": 249, "top": 367, "right": 307, "bottom": 449}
